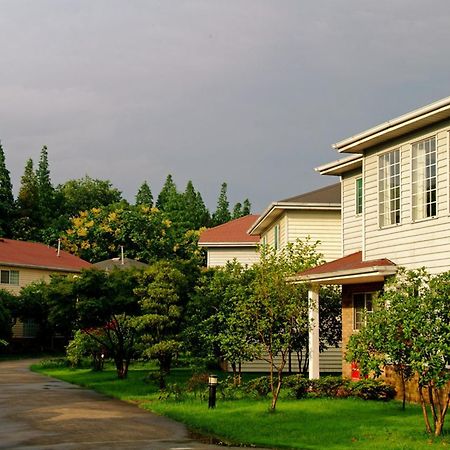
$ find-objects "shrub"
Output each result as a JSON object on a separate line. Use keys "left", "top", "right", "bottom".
{"left": 349, "top": 379, "right": 396, "bottom": 401}
{"left": 309, "top": 377, "right": 348, "bottom": 398}
{"left": 159, "top": 383, "right": 185, "bottom": 401}
{"left": 217, "top": 376, "right": 243, "bottom": 400}
{"left": 243, "top": 376, "right": 272, "bottom": 397}
{"left": 284, "top": 374, "right": 310, "bottom": 399}
{"left": 37, "top": 358, "right": 69, "bottom": 369}
{"left": 187, "top": 372, "right": 209, "bottom": 399}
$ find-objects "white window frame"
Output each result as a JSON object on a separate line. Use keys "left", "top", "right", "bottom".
{"left": 411, "top": 136, "right": 437, "bottom": 221}
{"left": 353, "top": 292, "right": 373, "bottom": 331}
{"left": 274, "top": 224, "right": 280, "bottom": 251}
{"left": 378, "top": 149, "right": 401, "bottom": 228}
{"left": 355, "top": 177, "right": 363, "bottom": 216}
{"left": 0, "top": 269, "right": 19, "bottom": 285}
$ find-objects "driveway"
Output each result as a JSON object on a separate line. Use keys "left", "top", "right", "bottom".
{"left": 0, "top": 359, "right": 266, "bottom": 450}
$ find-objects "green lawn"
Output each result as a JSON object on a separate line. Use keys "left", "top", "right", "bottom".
{"left": 32, "top": 361, "right": 449, "bottom": 449}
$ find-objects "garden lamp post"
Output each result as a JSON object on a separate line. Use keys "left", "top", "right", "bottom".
{"left": 208, "top": 374, "right": 218, "bottom": 409}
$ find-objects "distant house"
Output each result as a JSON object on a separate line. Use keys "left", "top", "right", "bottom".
{"left": 198, "top": 215, "right": 260, "bottom": 267}
{"left": 0, "top": 238, "right": 91, "bottom": 339}
{"left": 93, "top": 257, "right": 149, "bottom": 271}
{"left": 248, "top": 183, "right": 342, "bottom": 262}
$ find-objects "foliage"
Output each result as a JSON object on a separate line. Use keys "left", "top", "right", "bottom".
{"left": 57, "top": 175, "right": 123, "bottom": 217}
{"left": 0, "top": 143, "right": 14, "bottom": 237}
{"left": 242, "top": 239, "right": 323, "bottom": 411}
{"left": 0, "top": 289, "right": 14, "bottom": 341}
{"left": 134, "top": 261, "right": 188, "bottom": 387}
{"left": 66, "top": 329, "right": 106, "bottom": 370}
{"left": 212, "top": 182, "right": 231, "bottom": 226}
{"left": 346, "top": 268, "right": 450, "bottom": 436}
{"left": 135, "top": 181, "right": 153, "bottom": 206}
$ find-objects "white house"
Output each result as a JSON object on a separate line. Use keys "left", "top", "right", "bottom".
{"left": 297, "top": 96, "right": 450, "bottom": 382}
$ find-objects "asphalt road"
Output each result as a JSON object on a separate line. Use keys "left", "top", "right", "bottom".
{"left": 0, "top": 359, "right": 266, "bottom": 450}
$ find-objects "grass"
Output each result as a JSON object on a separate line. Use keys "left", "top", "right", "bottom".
{"left": 32, "top": 360, "right": 449, "bottom": 449}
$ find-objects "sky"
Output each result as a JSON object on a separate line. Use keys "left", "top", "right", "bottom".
{"left": 1, "top": 0, "right": 450, "bottom": 213}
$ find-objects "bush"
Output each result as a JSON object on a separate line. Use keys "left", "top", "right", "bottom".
{"left": 37, "top": 358, "right": 69, "bottom": 369}
{"left": 217, "top": 376, "right": 243, "bottom": 400}
{"left": 284, "top": 374, "right": 310, "bottom": 399}
{"left": 187, "top": 372, "right": 209, "bottom": 399}
{"left": 243, "top": 376, "right": 272, "bottom": 397}
{"left": 309, "top": 377, "right": 349, "bottom": 398}
{"left": 349, "top": 379, "right": 396, "bottom": 401}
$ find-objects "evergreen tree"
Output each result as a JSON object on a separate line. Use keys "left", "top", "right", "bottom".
{"left": 135, "top": 181, "right": 153, "bottom": 206}
{"left": 232, "top": 202, "right": 243, "bottom": 219}
{"left": 182, "top": 180, "right": 210, "bottom": 230}
{"left": 0, "top": 143, "right": 14, "bottom": 237}
{"left": 242, "top": 198, "right": 251, "bottom": 216}
{"left": 212, "top": 182, "right": 231, "bottom": 226}
{"left": 36, "top": 146, "right": 55, "bottom": 226}
{"left": 13, "top": 159, "right": 40, "bottom": 240}
{"left": 156, "top": 174, "right": 177, "bottom": 210}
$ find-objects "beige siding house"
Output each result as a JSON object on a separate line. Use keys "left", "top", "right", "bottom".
{"left": 198, "top": 215, "right": 260, "bottom": 268}
{"left": 297, "top": 96, "right": 450, "bottom": 384}
{"left": 248, "top": 183, "right": 342, "bottom": 262}
{"left": 0, "top": 238, "right": 91, "bottom": 338}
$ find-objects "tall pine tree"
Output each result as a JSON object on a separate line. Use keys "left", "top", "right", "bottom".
{"left": 182, "top": 180, "right": 210, "bottom": 230}
{"left": 232, "top": 202, "right": 243, "bottom": 219}
{"left": 135, "top": 181, "right": 153, "bottom": 206}
{"left": 36, "top": 146, "right": 55, "bottom": 227}
{"left": 156, "top": 174, "right": 178, "bottom": 210}
{"left": 0, "top": 143, "right": 14, "bottom": 237}
{"left": 212, "top": 182, "right": 231, "bottom": 226}
{"left": 242, "top": 198, "right": 251, "bottom": 216}
{"left": 13, "top": 159, "right": 40, "bottom": 240}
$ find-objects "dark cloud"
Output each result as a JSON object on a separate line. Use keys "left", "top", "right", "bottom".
{"left": 1, "top": 0, "right": 450, "bottom": 211}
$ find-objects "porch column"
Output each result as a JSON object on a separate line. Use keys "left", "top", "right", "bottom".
{"left": 308, "top": 283, "right": 320, "bottom": 379}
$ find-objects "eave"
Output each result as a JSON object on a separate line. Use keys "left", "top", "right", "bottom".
{"left": 316, "top": 154, "right": 363, "bottom": 176}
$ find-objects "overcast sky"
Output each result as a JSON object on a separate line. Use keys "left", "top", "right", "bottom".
{"left": 1, "top": 1, "right": 450, "bottom": 213}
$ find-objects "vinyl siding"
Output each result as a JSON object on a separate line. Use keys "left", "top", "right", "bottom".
{"left": 207, "top": 247, "right": 260, "bottom": 267}
{"left": 261, "top": 214, "right": 287, "bottom": 249}
{"left": 286, "top": 210, "right": 341, "bottom": 262}
{"left": 362, "top": 121, "right": 450, "bottom": 273}
{"left": 342, "top": 170, "right": 363, "bottom": 255}
{"left": 238, "top": 346, "right": 342, "bottom": 373}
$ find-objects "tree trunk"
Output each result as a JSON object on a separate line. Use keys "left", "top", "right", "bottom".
{"left": 419, "top": 385, "right": 432, "bottom": 434}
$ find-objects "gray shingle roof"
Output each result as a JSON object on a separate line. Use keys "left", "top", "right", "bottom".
{"left": 278, "top": 182, "right": 341, "bottom": 204}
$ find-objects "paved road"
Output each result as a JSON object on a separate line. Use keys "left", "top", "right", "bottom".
{"left": 0, "top": 359, "right": 266, "bottom": 450}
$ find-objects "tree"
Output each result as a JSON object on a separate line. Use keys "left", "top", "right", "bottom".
{"left": 156, "top": 174, "right": 178, "bottom": 210}
{"left": 134, "top": 261, "right": 188, "bottom": 387}
{"left": 181, "top": 181, "right": 210, "bottom": 230}
{"left": 232, "top": 202, "right": 242, "bottom": 219}
{"left": 212, "top": 182, "right": 231, "bottom": 226}
{"left": 0, "top": 289, "right": 14, "bottom": 342}
{"left": 0, "top": 143, "right": 14, "bottom": 237}
{"left": 346, "top": 268, "right": 450, "bottom": 436}
{"left": 243, "top": 239, "right": 323, "bottom": 411}
{"left": 57, "top": 176, "right": 123, "bottom": 217}
{"left": 135, "top": 181, "right": 153, "bottom": 206}
{"left": 75, "top": 268, "right": 142, "bottom": 379}
{"left": 36, "top": 146, "right": 55, "bottom": 226}
{"left": 14, "top": 158, "right": 40, "bottom": 240}
{"left": 242, "top": 199, "right": 251, "bottom": 216}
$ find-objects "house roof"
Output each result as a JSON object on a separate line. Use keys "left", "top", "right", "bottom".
{"left": 293, "top": 251, "right": 397, "bottom": 285}
{"left": 316, "top": 154, "right": 363, "bottom": 176}
{"left": 198, "top": 215, "right": 260, "bottom": 247}
{"left": 248, "top": 183, "right": 341, "bottom": 235}
{"left": 0, "top": 238, "right": 91, "bottom": 272}
{"left": 93, "top": 257, "right": 149, "bottom": 271}
{"left": 334, "top": 96, "right": 450, "bottom": 154}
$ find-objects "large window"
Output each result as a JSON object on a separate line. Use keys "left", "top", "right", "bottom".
{"left": 0, "top": 270, "right": 19, "bottom": 285}
{"left": 355, "top": 177, "right": 363, "bottom": 215}
{"left": 379, "top": 149, "right": 401, "bottom": 227}
{"left": 353, "top": 293, "right": 373, "bottom": 330}
{"left": 412, "top": 136, "right": 437, "bottom": 220}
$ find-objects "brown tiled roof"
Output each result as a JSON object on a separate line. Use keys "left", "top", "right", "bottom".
{"left": 279, "top": 183, "right": 341, "bottom": 204}
{"left": 299, "top": 251, "right": 396, "bottom": 277}
{"left": 199, "top": 215, "right": 260, "bottom": 244}
{"left": 0, "top": 238, "right": 91, "bottom": 272}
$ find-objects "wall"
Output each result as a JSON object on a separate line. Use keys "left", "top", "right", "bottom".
{"left": 206, "top": 247, "right": 260, "bottom": 268}
{"left": 362, "top": 119, "right": 450, "bottom": 273}
{"left": 341, "top": 169, "right": 363, "bottom": 255}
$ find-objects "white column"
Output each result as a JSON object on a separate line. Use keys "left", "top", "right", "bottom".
{"left": 308, "top": 283, "right": 320, "bottom": 380}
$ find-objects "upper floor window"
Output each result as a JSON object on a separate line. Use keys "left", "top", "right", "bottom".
{"left": 379, "top": 149, "right": 401, "bottom": 227}
{"left": 353, "top": 292, "right": 373, "bottom": 330}
{"left": 355, "top": 177, "right": 363, "bottom": 215}
{"left": 274, "top": 224, "right": 280, "bottom": 251}
{"left": 0, "top": 269, "right": 19, "bottom": 285}
{"left": 261, "top": 235, "right": 267, "bottom": 246}
{"left": 412, "top": 136, "right": 437, "bottom": 221}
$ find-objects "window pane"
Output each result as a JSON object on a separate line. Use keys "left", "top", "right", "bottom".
{"left": 0, "top": 271, "right": 9, "bottom": 284}
{"left": 9, "top": 271, "right": 19, "bottom": 285}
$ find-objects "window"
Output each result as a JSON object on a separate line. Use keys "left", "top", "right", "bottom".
{"left": 412, "top": 136, "right": 437, "bottom": 220}
{"left": 353, "top": 293, "right": 373, "bottom": 330}
{"left": 355, "top": 177, "right": 363, "bottom": 215}
{"left": 261, "top": 235, "right": 267, "bottom": 246}
{"left": 274, "top": 224, "right": 280, "bottom": 250}
{"left": 379, "top": 149, "right": 401, "bottom": 227}
{"left": 0, "top": 270, "right": 19, "bottom": 285}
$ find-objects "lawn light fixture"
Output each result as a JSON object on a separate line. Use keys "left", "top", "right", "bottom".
{"left": 208, "top": 374, "right": 218, "bottom": 409}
